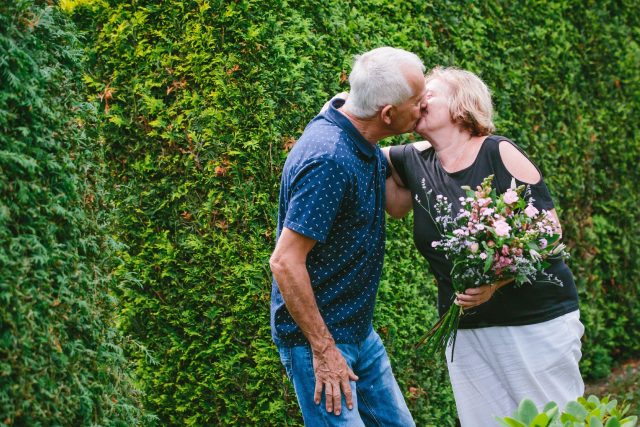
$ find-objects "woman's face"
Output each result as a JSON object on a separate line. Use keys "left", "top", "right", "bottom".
{"left": 414, "top": 77, "right": 454, "bottom": 138}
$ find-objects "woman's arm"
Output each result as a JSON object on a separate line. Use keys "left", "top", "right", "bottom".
{"left": 381, "top": 147, "right": 412, "bottom": 218}
{"left": 499, "top": 141, "right": 563, "bottom": 236}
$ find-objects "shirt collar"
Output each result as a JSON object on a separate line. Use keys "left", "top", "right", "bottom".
{"left": 323, "top": 98, "right": 376, "bottom": 159}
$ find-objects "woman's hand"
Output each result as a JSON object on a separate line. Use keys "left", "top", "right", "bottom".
{"left": 320, "top": 92, "right": 349, "bottom": 114}
{"left": 455, "top": 278, "right": 514, "bottom": 309}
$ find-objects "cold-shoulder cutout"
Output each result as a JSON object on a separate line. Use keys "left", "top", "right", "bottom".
{"left": 498, "top": 140, "right": 542, "bottom": 184}
{"left": 412, "top": 140, "right": 432, "bottom": 152}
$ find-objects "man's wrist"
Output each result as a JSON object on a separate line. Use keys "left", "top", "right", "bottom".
{"left": 309, "top": 333, "right": 336, "bottom": 355}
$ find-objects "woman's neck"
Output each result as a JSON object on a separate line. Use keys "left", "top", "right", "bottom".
{"left": 427, "top": 128, "right": 484, "bottom": 172}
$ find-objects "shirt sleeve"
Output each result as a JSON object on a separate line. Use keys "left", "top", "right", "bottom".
{"left": 388, "top": 144, "right": 409, "bottom": 187}
{"left": 381, "top": 150, "right": 392, "bottom": 179}
{"left": 527, "top": 180, "right": 555, "bottom": 211}
{"left": 284, "top": 157, "right": 349, "bottom": 243}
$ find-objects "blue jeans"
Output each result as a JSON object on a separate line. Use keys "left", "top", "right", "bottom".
{"left": 278, "top": 329, "right": 415, "bottom": 426}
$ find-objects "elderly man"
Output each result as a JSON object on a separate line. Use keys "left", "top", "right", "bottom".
{"left": 270, "top": 46, "right": 426, "bottom": 426}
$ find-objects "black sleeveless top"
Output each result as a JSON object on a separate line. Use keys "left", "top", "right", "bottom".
{"left": 389, "top": 135, "right": 579, "bottom": 329}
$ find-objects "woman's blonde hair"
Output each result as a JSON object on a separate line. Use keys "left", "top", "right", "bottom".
{"left": 426, "top": 66, "right": 495, "bottom": 136}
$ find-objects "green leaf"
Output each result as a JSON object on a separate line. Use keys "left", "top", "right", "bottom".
{"left": 543, "top": 402, "right": 559, "bottom": 413}
{"left": 564, "top": 401, "right": 589, "bottom": 421}
{"left": 517, "top": 399, "right": 540, "bottom": 424}
{"left": 530, "top": 413, "right": 550, "bottom": 427}
{"left": 484, "top": 250, "right": 494, "bottom": 272}
{"left": 587, "top": 395, "right": 601, "bottom": 406}
{"left": 605, "top": 417, "right": 621, "bottom": 427}
{"left": 497, "top": 417, "right": 527, "bottom": 427}
{"left": 620, "top": 416, "right": 638, "bottom": 427}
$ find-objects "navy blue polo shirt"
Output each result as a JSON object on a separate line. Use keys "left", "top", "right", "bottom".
{"left": 271, "top": 99, "right": 388, "bottom": 347}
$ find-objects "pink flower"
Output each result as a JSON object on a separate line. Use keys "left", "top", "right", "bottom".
{"left": 479, "top": 252, "right": 487, "bottom": 260}
{"left": 503, "top": 189, "right": 519, "bottom": 204}
{"left": 525, "top": 204, "right": 539, "bottom": 218}
{"left": 469, "top": 242, "right": 479, "bottom": 253}
{"left": 480, "top": 207, "right": 495, "bottom": 217}
{"left": 479, "top": 197, "right": 492, "bottom": 207}
{"left": 494, "top": 220, "right": 511, "bottom": 237}
{"left": 539, "top": 238, "right": 548, "bottom": 249}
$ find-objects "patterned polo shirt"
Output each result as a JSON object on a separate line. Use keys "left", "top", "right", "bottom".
{"left": 271, "top": 98, "right": 388, "bottom": 347}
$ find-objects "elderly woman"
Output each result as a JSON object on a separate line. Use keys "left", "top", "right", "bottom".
{"left": 382, "top": 67, "right": 583, "bottom": 426}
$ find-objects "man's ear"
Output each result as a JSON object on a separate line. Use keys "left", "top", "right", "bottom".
{"left": 380, "top": 105, "right": 393, "bottom": 125}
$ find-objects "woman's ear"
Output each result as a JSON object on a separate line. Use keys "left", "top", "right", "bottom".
{"left": 380, "top": 105, "right": 393, "bottom": 125}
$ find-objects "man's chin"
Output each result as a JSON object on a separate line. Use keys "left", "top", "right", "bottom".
{"left": 410, "top": 121, "right": 424, "bottom": 134}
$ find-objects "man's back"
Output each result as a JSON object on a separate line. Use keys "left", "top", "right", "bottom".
{"left": 271, "top": 99, "right": 387, "bottom": 347}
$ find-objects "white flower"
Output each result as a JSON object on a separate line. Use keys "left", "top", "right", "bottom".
{"left": 529, "top": 249, "right": 542, "bottom": 261}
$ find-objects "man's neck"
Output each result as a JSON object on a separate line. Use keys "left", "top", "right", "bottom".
{"left": 339, "top": 108, "right": 389, "bottom": 144}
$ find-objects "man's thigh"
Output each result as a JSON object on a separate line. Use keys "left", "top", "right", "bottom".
{"left": 278, "top": 344, "right": 365, "bottom": 427}
{"left": 352, "top": 331, "right": 415, "bottom": 427}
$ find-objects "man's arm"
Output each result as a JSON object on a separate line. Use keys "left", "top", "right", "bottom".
{"left": 381, "top": 147, "right": 412, "bottom": 218}
{"left": 269, "top": 227, "right": 358, "bottom": 416}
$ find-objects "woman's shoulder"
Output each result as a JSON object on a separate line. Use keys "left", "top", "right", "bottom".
{"left": 500, "top": 145, "right": 541, "bottom": 184}
{"left": 389, "top": 140, "right": 433, "bottom": 160}
{"left": 411, "top": 140, "right": 433, "bottom": 152}
{"left": 486, "top": 135, "right": 542, "bottom": 184}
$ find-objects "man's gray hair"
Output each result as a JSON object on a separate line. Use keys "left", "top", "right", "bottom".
{"left": 343, "top": 47, "right": 425, "bottom": 119}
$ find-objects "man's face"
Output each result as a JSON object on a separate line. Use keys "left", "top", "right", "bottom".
{"left": 388, "top": 70, "right": 427, "bottom": 134}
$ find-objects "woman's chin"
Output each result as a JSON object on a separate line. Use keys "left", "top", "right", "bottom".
{"left": 414, "top": 123, "right": 429, "bottom": 138}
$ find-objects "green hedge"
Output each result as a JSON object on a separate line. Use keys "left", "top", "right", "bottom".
{"left": 67, "top": 0, "right": 640, "bottom": 425}
{"left": 0, "top": 2, "right": 148, "bottom": 425}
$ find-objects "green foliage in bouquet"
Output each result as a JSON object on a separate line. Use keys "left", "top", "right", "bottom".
{"left": 0, "top": 1, "right": 148, "bottom": 424}
{"left": 64, "top": 0, "right": 640, "bottom": 425}
{"left": 497, "top": 396, "right": 638, "bottom": 427}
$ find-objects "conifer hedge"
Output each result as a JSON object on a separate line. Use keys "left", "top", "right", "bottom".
{"left": 68, "top": 0, "right": 640, "bottom": 425}
{"left": 0, "top": 2, "right": 147, "bottom": 425}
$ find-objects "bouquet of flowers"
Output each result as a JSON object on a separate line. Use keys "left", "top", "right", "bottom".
{"left": 416, "top": 175, "right": 568, "bottom": 360}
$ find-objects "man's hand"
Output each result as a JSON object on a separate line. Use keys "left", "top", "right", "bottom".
{"left": 312, "top": 342, "right": 359, "bottom": 416}
{"left": 270, "top": 228, "right": 359, "bottom": 415}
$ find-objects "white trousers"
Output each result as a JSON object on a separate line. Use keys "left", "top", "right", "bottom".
{"left": 446, "top": 310, "right": 584, "bottom": 427}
